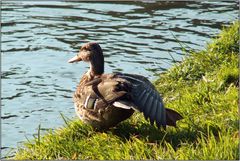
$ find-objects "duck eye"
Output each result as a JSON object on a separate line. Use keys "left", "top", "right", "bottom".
{"left": 83, "top": 47, "right": 91, "bottom": 52}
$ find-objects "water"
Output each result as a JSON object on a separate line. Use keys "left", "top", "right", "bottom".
{"left": 1, "top": 0, "right": 238, "bottom": 157}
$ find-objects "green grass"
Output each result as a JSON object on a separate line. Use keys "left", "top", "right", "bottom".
{"left": 13, "top": 21, "right": 239, "bottom": 160}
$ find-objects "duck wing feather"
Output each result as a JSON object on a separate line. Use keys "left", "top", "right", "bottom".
{"left": 115, "top": 73, "right": 167, "bottom": 128}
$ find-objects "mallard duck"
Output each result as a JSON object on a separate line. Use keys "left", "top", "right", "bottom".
{"left": 68, "top": 42, "right": 183, "bottom": 130}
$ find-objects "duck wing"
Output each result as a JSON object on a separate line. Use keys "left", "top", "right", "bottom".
{"left": 83, "top": 74, "right": 131, "bottom": 108}
{"left": 87, "top": 73, "right": 182, "bottom": 128}
{"left": 115, "top": 73, "right": 168, "bottom": 128}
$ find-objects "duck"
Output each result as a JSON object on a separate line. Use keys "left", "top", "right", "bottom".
{"left": 68, "top": 42, "right": 183, "bottom": 130}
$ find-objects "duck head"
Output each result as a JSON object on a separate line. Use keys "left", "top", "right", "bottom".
{"left": 68, "top": 42, "right": 104, "bottom": 76}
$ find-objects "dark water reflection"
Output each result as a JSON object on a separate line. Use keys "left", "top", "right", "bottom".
{"left": 1, "top": 0, "right": 238, "bottom": 157}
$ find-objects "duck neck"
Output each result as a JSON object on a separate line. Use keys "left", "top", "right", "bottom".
{"left": 89, "top": 56, "right": 104, "bottom": 77}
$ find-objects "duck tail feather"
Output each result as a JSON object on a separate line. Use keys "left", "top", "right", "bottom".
{"left": 165, "top": 108, "right": 183, "bottom": 127}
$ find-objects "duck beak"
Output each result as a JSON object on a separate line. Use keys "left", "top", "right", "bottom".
{"left": 68, "top": 55, "right": 82, "bottom": 63}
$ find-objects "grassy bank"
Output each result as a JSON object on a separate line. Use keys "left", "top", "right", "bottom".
{"left": 14, "top": 21, "right": 239, "bottom": 160}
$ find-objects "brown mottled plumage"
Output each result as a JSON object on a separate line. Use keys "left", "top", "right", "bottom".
{"left": 68, "top": 42, "right": 183, "bottom": 130}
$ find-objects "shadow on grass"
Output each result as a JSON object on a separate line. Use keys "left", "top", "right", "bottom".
{"left": 110, "top": 121, "right": 221, "bottom": 150}
{"left": 62, "top": 115, "right": 222, "bottom": 150}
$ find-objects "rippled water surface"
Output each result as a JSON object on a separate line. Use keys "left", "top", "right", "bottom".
{"left": 1, "top": 0, "right": 238, "bottom": 157}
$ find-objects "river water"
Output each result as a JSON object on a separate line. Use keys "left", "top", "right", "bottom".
{"left": 1, "top": 0, "right": 238, "bottom": 157}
